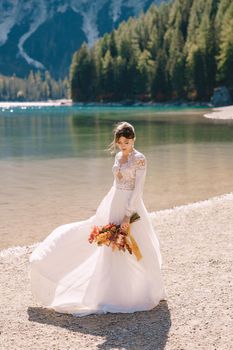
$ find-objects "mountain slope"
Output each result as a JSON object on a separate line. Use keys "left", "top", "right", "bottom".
{"left": 0, "top": 0, "right": 167, "bottom": 79}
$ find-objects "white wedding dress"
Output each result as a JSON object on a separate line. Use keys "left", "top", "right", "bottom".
{"left": 29, "top": 148, "right": 167, "bottom": 316}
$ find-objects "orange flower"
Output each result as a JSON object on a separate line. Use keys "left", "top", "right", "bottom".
{"left": 88, "top": 212, "right": 142, "bottom": 260}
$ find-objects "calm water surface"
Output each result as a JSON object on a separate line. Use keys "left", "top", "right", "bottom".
{"left": 0, "top": 106, "right": 233, "bottom": 248}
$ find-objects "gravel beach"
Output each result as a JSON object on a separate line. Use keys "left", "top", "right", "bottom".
{"left": 0, "top": 193, "right": 232, "bottom": 350}
{"left": 204, "top": 105, "right": 233, "bottom": 120}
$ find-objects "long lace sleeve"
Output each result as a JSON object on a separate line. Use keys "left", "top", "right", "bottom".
{"left": 125, "top": 154, "right": 147, "bottom": 217}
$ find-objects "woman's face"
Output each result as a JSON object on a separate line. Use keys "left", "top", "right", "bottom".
{"left": 116, "top": 136, "right": 134, "bottom": 153}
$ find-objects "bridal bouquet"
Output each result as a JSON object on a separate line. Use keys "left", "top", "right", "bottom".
{"left": 88, "top": 213, "right": 142, "bottom": 261}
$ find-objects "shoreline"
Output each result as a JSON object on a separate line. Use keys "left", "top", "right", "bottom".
{"left": 204, "top": 104, "right": 233, "bottom": 119}
{"left": 0, "top": 191, "right": 232, "bottom": 255}
{"left": 0, "top": 99, "right": 211, "bottom": 109}
{"left": 1, "top": 191, "right": 232, "bottom": 349}
{"left": 1, "top": 100, "right": 233, "bottom": 117}
{"left": 0, "top": 99, "right": 73, "bottom": 108}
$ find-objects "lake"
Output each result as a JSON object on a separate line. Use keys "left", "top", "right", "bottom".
{"left": 0, "top": 105, "right": 233, "bottom": 249}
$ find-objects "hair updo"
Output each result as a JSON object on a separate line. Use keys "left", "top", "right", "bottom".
{"left": 108, "top": 121, "right": 136, "bottom": 154}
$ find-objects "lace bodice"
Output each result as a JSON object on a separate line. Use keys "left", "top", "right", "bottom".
{"left": 112, "top": 148, "right": 147, "bottom": 216}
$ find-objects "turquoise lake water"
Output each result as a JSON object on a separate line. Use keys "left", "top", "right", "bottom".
{"left": 1, "top": 105, "right": 233, "bottom": 160}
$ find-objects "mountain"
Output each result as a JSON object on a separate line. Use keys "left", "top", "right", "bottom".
{"left": 0, "top": 0, "right": 167, "bottom": 79}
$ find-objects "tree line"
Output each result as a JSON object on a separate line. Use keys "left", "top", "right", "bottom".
{"left": 0, "top": 70, "right": 69, "bottom": 101}
{"left": 70, "top": 0, "right": 233, "bottom": 102}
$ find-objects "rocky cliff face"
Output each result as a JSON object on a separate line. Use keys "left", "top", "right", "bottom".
{"left": 0, "top": 0, "right": 166, "bottom": 79}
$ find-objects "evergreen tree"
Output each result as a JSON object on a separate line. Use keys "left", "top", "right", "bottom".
{"left": 109, "top": 31, "right": 118, "bottom": 58}
{"left": 102, "top": 50, "right": 115, "bottom": 99}
{"left": 150, "top": 50, "right": 168, "bottom": 101}
{"left": 217, "top": 2, "right": 233, "bottom": 88}
{"left": 70, "top": 43, "right": 96, "bottom": 102}
{"left": 185, "top": 0, "right": 217, "bottom": 100}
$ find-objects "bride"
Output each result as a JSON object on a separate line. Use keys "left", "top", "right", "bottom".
{"left": 29, "top": 121, "right": 167, "bottom": 316}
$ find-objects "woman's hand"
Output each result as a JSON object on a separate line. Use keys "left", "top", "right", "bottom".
{"left": 120, "top": 215, "right": 130, "bottom": 232}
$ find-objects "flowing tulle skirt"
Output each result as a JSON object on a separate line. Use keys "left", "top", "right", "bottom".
{"left": 29, "top": 185, "right": 167, "bottom": 316}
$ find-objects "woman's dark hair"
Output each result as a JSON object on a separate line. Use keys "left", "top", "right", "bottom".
{"left": 107, "top": 122, "right": 136, "bottom": 154}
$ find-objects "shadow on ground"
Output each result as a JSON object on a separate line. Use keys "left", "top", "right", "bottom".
{"left": 28, "top": 300, "right": 171, "bottom": 349}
